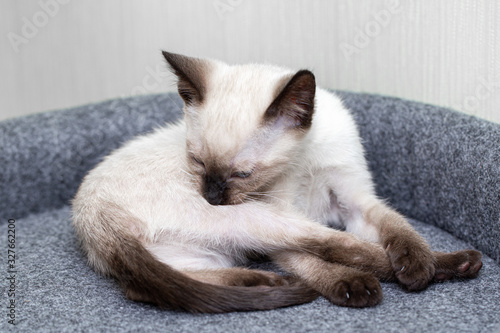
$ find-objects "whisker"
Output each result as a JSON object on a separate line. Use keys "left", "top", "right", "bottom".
{"left": 178, "top": 167, "right": 194, "bottom": 177}
{"left": 258, "top": 189, "right": 288, "bottom": 194}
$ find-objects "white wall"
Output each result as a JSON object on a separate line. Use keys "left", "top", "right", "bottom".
{"left": 1, "top": 0, "right": 499, "bottom": 123}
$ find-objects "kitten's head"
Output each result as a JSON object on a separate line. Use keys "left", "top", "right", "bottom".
{"left": 163, "top": 51, "right": 316, "bottom": 205}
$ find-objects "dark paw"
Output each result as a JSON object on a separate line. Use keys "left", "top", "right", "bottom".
{"left": 385, "top": 238, "right": 435, "bottom": 291}
{"left": 325, "top": 273, "right": 382, "bottom": 308}
{"left": 434, "top": 250, "right": 483, "bottom": 282}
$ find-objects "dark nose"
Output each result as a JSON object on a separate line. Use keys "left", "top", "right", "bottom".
{"left": 203, "top": 173, "right": 227, "bottom": 205}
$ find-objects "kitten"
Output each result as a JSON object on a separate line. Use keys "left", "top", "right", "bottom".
{"left": 72, "top": 51, "right": 483, "bottom": 313}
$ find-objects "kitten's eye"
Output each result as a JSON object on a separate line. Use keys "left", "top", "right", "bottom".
{"left": 191, "top": 155, "right": 204, "bottom": 166}
{"left": 231, "top": 171, "right": 252, "bottom": 179}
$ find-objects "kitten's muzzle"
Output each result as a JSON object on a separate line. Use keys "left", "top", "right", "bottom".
{"left": 203, "top": 173, "right": 229, "bottom": 206}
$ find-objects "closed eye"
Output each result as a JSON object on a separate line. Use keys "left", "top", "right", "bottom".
{"left": 231, "top": 171, "right": 252, "bottom": 179}
{"left": 191, "top": 155, "right": 205, "bottom": 166}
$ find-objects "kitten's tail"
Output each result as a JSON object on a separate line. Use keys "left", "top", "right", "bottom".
{"left": 104, "top": 231, "right": 319, "bottom": 313}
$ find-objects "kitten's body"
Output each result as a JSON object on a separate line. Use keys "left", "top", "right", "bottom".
{"left": 72, "top": 52, "right": 482, "bottom": 312}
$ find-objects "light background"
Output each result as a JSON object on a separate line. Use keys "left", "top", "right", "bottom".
{"left": 1, "top": 0, "right": 499, "bottom": 123}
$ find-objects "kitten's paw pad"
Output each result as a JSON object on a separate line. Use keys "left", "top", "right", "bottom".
{"left": 434, "top": 250, "right": 483, "bottom": 282}
{"left": 325, "top": 273, "right": 382, "bottom": 308}
{"left": 385, "top": 239, "right": 435, "bottom": 291}
{"left": 456, "top": 250, "right": 483, "bottom": 278}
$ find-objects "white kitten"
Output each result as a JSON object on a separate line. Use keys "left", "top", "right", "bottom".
{"left": 72, "top": 52, "right": 482, "bottom": 312}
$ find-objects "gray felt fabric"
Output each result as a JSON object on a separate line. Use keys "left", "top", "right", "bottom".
{"left": 1, "top": 92, "right": 499, "bottom": 332}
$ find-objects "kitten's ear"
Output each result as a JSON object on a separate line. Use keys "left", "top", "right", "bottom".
{"left": 264, "top": 70, "right": 316, "bottom": 130}
{"left": 162, "top": 51, "right": 210, "bottom": 106}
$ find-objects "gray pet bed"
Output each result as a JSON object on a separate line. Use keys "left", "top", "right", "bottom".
{"left": 1, "top": 92, "right": 499, "bottom": 332}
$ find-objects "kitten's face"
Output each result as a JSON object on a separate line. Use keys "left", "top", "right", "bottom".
{"left": 185, "top": 122, "right": 300, "bottom": 205}
{"left": 163, "top": 51, "right": 315, "bottom": 205}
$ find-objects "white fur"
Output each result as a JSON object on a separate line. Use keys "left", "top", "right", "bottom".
{"left": 72, "top": 59, "right": 383, "bottom": 274}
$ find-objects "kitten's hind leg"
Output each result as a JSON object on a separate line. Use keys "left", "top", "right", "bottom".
{"left": 433, "top": 250, "right": 483, "bottom": 282}
{"left": 145, "top": 243, "right": 312, "bottom": 288}
{"left": 183, "top": 267, "right": 294, "bottom": 287}
{"left": 360, "top": 203, "right": 436, "bottom": 291}
{"left": 318, "top": 168, "right": 436, "bottom": 291}
{"left": 272, "top": 251, "right": 383, "bottom": 307}
{"left": 346, "top": 203, "right": 483, "bottom": 290}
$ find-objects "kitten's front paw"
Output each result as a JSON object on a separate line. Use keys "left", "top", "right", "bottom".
{"left": 434, "top": 249, "right": 483, "bottom": 282}
{"left": 385, "top": 237, "right": 435, "bottom": 291}
{"left": 325, "top": 273, "right": 382, "bottom": 308}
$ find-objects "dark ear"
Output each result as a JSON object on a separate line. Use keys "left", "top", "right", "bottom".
{"left": 264, "top": 70, "right": 316, "bottom": 130}
{"left": 162, "top": 51, "right": 209, "bottom": 106}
